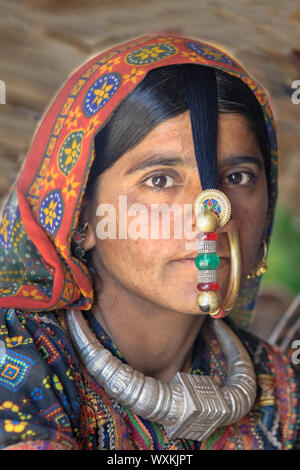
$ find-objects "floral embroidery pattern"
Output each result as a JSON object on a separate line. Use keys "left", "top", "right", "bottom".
{"left": 65, "top": 106, "right": 83, "bottom": 131}
{"left": 44, "top": 166, "right": 59, "bottom": 192}
{"left": 58, "top": 131, "right": 84, "bottom": 176}
{"left": 83, "top": 73, "right": 121, "bottom": 117}
{"left": 62, "top": 175, "right": 80, "bottom": 202}
{"left": 85, "top": 115, "right": 101, "bottom": 139}
{"left": 185, "top": 42, "right": 237, "bottom": 68}
{"left": 22, "top": 289, "right": 43, "bottom": 301}
{"left": 99, "top": 57, "right": 121, "bottom": 74}
{"left": 39, "top": 190, "right": 64, "bottom": 236}
{"left": 125, "top": 43, "right": 176, "bottom": 65}
{"left": 123, "top": 67, "right": 146, "bottom": 84}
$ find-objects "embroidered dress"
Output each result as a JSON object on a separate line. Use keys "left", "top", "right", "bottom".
{"left": 0, "top": 34, "right": 299, "bottom": 450}
{"left": 0, "top": 309, "right": 299, "bottom": 450}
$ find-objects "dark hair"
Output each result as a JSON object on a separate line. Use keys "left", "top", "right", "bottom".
{"left": 85, "top": 64, "right": 271, "bottom": 200}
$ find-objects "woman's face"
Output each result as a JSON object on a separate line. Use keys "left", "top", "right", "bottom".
{"left": 85, "top": 111, "right": 268, "bottom": 315}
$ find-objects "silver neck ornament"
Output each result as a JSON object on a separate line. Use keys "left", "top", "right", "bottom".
{"left": 66, "top": 310, "right": 256, "bottom": 441}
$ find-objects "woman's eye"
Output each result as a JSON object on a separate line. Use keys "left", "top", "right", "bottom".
{"left": 143, "top": 174, "right": 176, "bottom": 191}
{"left": 223, "top": 171, "right": 257, "bottom": 186}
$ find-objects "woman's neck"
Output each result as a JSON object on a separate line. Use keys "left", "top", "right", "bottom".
{"left": 91, "top": 269, "right": 204, "bottom": 383}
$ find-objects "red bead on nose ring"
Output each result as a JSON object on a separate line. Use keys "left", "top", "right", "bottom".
{"left": 194, "top": 189, "right": 237, "bottom": 319}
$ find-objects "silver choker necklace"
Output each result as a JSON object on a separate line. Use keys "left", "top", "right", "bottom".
{"left": 66, "top": 310, "right": 256, "bottom": 442}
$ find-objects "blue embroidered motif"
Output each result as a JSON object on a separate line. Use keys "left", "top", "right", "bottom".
{"left": 83, "top": 73, "right": 121, "bottom": 117}
{"left": 185, "top": 42, "right": 237, "bottom": 67}
{"left": 0, "top": 350, "right": 34, "bottom": 392}
{"left": 39, "top": 190, "right": 64, "bottom": 236}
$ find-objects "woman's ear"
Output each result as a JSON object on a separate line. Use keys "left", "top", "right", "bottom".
{"left": 79, "top": 196, "right": 97, "bottom": 251}
{"left": 84, "top": 224, "right": 97, "bottom": 251}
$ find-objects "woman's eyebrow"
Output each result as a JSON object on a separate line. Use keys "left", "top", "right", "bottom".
{"left": 219, "top": 155, "right": 264, "bottom": 170}
{"left": 125, "top": 154, "right": 264, "bottom": 175}
{"left": 125, "top": 155, "right": 186, "bottom": 175}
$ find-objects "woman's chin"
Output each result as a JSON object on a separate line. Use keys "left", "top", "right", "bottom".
{"left": 160, "top": 260, "right": 230, "bottom": 315}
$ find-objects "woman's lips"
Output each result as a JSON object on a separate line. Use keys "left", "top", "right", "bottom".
{"left": 174, "top": 257, "right": 229, "bottom": 266}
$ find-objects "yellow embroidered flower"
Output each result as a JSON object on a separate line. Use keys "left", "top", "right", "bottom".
{"left": 44, "top": 166, "right": 59, "bottom": 191}
{"left": 43, "top": 199, "right": 57, "bottom": 228}
{"left": 0, "top": 401, "right": 19, "bottom": 413}
{"left": 62, "top": 174, "right": 80, "bottom": 202}
{"left": 181, "top": 51, "right": 206, "bottom": 63}
{"left": 22, "top": 289, "right": 43, "bottom": 300}
{"left": 65, "top": 105, "right": 82, "bottom": 131}
{"left": 5, "top": 336, "right": 23, "bottom": 348}
{"left": 4, "top": 420, "right": 27, "bottom": 433}
{"left": 99, "top": 57, "right": 121, "bottom": 74}
{"left": 0, "top": 212, "right": 10, "bottom": 243}
{"left": 135, "top": 46, "right": 165, "bottom": 61}
{"left": 92, "top": 81, "right": 114, "bottom": 107}
{"left": 123, "top": 67, "right": 145, "bottom": 84}
{"left": 18, "top": 411, "right": 32, "bottom": 421}
{"left": 64, "top": 138, "right": 81, "bottom": 167}
{"left": 53, "top": 374, "right": 63, "bottom": 392}
{"left": 85, "top": 114, "right": 101, "bottom": 139}
{"left": 43, "top": 376, "right": 51, "bottom": 389}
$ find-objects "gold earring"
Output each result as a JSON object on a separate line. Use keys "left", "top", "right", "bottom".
{"left": 247, "top": 240, "right": 268, "bottom": 279}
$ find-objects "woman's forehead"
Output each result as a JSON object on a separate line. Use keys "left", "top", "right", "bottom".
{"left": 108, "top": 111, "right": 263, "bottom": 174}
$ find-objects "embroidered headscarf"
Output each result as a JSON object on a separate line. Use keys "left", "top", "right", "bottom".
{"left": 0, "top": 34, "right": 278, "bottom": 330}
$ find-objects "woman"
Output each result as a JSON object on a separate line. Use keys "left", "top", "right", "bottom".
{"left": 0, "top": 34, "right": 299, "bottom": 450}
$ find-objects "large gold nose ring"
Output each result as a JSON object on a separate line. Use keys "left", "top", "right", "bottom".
{"left": 194, "top": 189, "right": 241, "bottom": 318}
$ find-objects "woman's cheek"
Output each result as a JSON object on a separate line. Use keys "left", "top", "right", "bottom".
{"left": 235, "top": 197, "right": 267, "bottom": 281}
